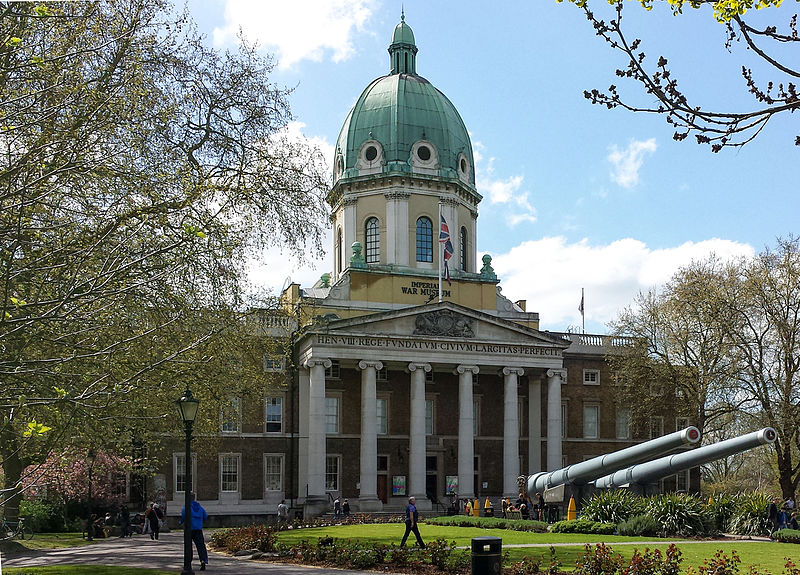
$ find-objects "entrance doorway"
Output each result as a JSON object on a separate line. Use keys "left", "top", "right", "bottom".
{"left": 377, "top": 475, "right": 388, "bottom": 503}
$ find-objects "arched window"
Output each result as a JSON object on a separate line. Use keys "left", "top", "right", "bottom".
{"left": 365, "top": 217, "right": 380, "bottom": 264}
{"left": 336, "top": 227, "right": 342, "bottom": 272}
{"left": 416, "top": 217, "right": 433, "bottom": 263}
{"left": 460, "top": 227, "right": 468, "bottom": 271}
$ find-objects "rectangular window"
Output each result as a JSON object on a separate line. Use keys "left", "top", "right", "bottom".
{"left": 376, "top": 398, "right": 388, "bottom": 435}
{"left": 265, "top": 396, "right": 282, "bottom": 433}
{"left": 325, "top": 396, "right": 339, "bottom": 434}
{"left": 473, "top": 399, "right": 479, "bottom": 437}
{"left": 583, "top": 370, "right": 600, "bottom": 385}
{"left": 425, "top": 399, "right": 434, "bottom": 435}
{"left": 676, "top": 469, "right": 689, "bottom": 492}
{"left": 221, "top": 398, "right": 240, "bottom": 433}
{"left": 425, "top": 370, "right": 434, "bottom": 383}
{"left": 583, "top": 405, "right": 599, "bottom": 439}
{"left": 174, "top": 453, "right": 196, "bottom": 494}
{"left": 264, "top": 455, "right": 283, "bottom": 491}
{"left": 325, "top": 455, "right": 340, "bottom": 491}
{"left": 650, "top": 416, "right": 664, "bottom": 439}
{"left": 263, "top": 356, "right": 285, "bottom": 372}
{"left": 325, "top": 360, "right": 340, "bottom": 379}
{"left": 377, "top": 455, "right": 388, "bottom": 472}
{"left": 561, "top": 403, "right": 568, "bottom": 438}
{"left": 616, "top": 409, "right": 632, "bottom": 440}
{"left": 675, "top": 417, "right": 690, "bottom": 431}
{"left": 220, "top": 454, "right": 240, "bottom": 492}
{"left": 377, "top": 366, "right": 388, "bottom": 381}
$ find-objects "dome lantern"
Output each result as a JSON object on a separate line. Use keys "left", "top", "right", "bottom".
{"left": 389, "top": 10, "right": 417, "bottom": 75}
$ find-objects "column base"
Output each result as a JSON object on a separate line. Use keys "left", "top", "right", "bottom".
{"left": 357, "top": 497, "right": 383, "bottom": 512}
{"left": 303, "top": 495, "right": 329, "bottom": 519}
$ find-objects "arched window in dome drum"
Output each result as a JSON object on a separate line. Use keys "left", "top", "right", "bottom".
{"left": 416, "top": 217, "right": 433, "bottom": 263}
{"left": 336, "top": 227, "right": 342, "bottom": 273}
{"left": 365, "top": 217, "right": 380, "bottom": 264}
{"left": 460, "top": 227, "right": 468, "bottom": 271}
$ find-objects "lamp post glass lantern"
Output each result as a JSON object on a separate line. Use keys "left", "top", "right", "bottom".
{"left": 177, "top": 387, "right": 199, "bottom": 575}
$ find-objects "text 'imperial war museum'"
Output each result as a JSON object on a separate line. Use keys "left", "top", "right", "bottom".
{"left": 156, "top": 15, "right": 695, "bottom": 521}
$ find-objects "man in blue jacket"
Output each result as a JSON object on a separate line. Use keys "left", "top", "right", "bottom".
{"left": 179, "top": 492, "right": 209, "bottom": 570}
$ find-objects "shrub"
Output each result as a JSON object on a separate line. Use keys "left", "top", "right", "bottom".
{"left": 210, "top": 523, "right": 277, "bottom": 553}
{"left": 705, "top": 493, "right": 736, "bottom": 532}
{"left": 507, "top": 555, "right": 543, "bottom": 575}
{"left": 774, "top": 529, "right": 800, "bottom": 544}
{"left": 623, "top": 544, "right": 683, "bottom": 575}
{"left": 685, "top": 549, "right": 741, "bottom": 575}
{"left": 425, "top": 514, "right": 548, "bottom": 532}
{"left": 582, "top": 490, "right": 647, "bottom": 525}
{"left": 726, "top": 492, "right": 771, "bottom": 536}
{"left": 19, "top": 499, "right": 64, "bottom": 533}
{"left": 551, "top": 518, "right": 616, "bottom": 534}
{"left": 645, "top": 493, "right": 709, "bottom": 537}
{"left": 617, "top": 514, "right": 661, "bottom": 537}
{"left": 574, "top": 543, "right": 624, "bottom": 575}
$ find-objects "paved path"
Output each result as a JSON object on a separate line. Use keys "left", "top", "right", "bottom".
{"left": 1, "top": 531, "right": 393, "bottom": 574}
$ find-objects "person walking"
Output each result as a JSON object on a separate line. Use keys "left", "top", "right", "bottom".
{"left": 119, "top": 505, "right": 130, "bottom": 538}
{"left": 400, "top": 496, "right": 425, "bottom": 548}
{"left": 342, "top": 499, "right": 350, "bottom": 517}
{"left": 179, "top": 492, "right": 209, "bottom": 571}
{"left": 146, "top": 503, "right": 163, "bottom": 540}
{"left": 333, "top": 496, "right": 341, "bottom": 519}
{"left": 768, "top": 497, "right": 780, "bottom": 534}
{"left": 277, "top": 499, "right": 289, "bottom": 523}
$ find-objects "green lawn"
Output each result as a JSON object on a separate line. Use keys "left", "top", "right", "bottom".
{"left": 13, "top": 532, "right": 96, "bottom": 550}
{"left": 276, "top": 523, "right": 800, "bottom": 573}
{"left": 2, "top": 568, "right": 173, "bottom": 575}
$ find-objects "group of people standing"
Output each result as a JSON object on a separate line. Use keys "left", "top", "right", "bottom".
{"left": 332, "top": 496, "right": 351, "bottom": 519}
{"left": 501, "top": 492, "right": 547, "bottom": 521}
{"left": 768, "top": 496, "right": 798, "bottom": 533}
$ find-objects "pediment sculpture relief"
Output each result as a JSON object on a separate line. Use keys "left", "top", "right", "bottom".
{"left": 413, "top": 310, "right": 474, "bottom": 338}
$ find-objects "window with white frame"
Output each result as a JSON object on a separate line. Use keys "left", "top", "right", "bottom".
{"left": 325, "top": 396, "right": 339, "bottom": 434}
{"left": 325, "top": 455, "right": 340, "bottom": 491}
{"left": 650, "top": 416, "right": 664, "bottom": 439}
{"left": 616, "top": 409, "right": 631, "bottom": 440}
{"left": 473, "top": 398, "right": 480, "bottom": 436}
{"left": 221, "top": 397, "right": 241, "bottom": 433}
{"left": 264, "top": 454, "right": 283, "bottom": 491}
{"left": 425, "top": 399, "right": 434, "bottom": 435}
{"left": 365, "top": 217, "right": 380, "bottom": 264}
{"left": 583, "top": 405, "right": 599, "bottom": 438}
{"left": 376, "top": 398, "right": 388, "bottom": 435}
{"left": 583, "top": 369, "right": 600, "bottom": 385}
{"left": 265, "top": 396, "right": 282, "bottom": 433}
{"left": 325, "top": 360, "right": 340, "bottom": 379}
{"left": 174, "top": 453, "right": 197, "bottom": 494}
{"left": 220, "top": 454, "right": 240, "bottom": 492}
{"left": 263, "top": 356, "right": 285, "bottom": 372}
{"left": 675, "top": 417, "right": 690, "bottom": 431}
{"left": 561, "top": 403, "right": 568, "bottom": 438}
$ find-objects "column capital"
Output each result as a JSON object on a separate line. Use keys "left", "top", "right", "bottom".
{"left": 502, "top": 367, "right": 525, "bottom": 377}
{"left": 407, "top": 362, "right": 431, "bottom": 373}
{"left": 546, "top": 368, "right": 566, "bottom": 380}
{"left": 305, "top": 357, "right": 332, "bottom": 370}
{"left": 358, "top": 360, "right": 384, "bottom": 371}
{"left": 455, "top": 364, "right": 479, "bottom": 375}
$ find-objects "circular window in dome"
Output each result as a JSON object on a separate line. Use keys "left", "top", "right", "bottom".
{"left": 417, "top": 145, "right": 431, "bottom": 161}
{"left": 365, "top": 145, "right": 378, "bottom": 162}
{"left": 460, "top": 158, "right": 467, "bottom": 173}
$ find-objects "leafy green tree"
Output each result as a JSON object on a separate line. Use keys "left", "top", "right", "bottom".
{"left": 0, "top": 0, "right": 327, "bottom": 520}
{"left": 557, "top": 0, "right": 800, "bottom": 150}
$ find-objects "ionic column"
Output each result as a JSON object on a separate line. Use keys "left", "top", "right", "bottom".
{"left": 503, "top": 367, "right": 524, "bottom": 497}
{"left": 408, "top": 362, "right": 430, "bottom": 504}
{"left": 546, "top": 369, "right": 566, "bottom": 471}
{"left": 358, "top": 360, "right": 383, "bottom": 511}
{"left": 305, "top": 358, "right": 331, "bottom": 497}
{"left": 298, "top": 367, "right": 310, "bottom": 500}
{"left": 528, "top": 378, "right": 542, "bottom": 475}
{"left": 456, "top": 365, "right": 479, "bottom": 500}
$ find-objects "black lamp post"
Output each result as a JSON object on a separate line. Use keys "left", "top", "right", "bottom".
{"left": 86, "top": 448, "right": 96, "bottom": 541}
{"left": 176, "top": 386, "right": 200, "bottom": 575}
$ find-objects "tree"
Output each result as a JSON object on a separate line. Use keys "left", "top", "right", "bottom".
{"left": 558, "top": 0, "right": 800, "bottom": 151}
{"left": 0, "top": 0, "right": 328, "bottom": 520}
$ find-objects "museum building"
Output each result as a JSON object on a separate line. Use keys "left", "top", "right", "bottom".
{"left": 159, "top": 16, "right": 694, "bottom": 521}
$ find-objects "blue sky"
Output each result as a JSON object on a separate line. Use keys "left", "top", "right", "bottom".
{"left": 188, "top": 0, "right": 797, "bottom": 333}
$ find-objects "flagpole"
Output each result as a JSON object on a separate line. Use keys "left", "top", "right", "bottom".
{"left": 438, "top": 202, "right": 443, "bottom": 303}
{"left": 581, "top": 288, "right": 585, "bottom": 334}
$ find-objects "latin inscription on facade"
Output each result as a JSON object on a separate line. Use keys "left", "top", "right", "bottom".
{"left": 315, "top": 334, "right": 561, "bottom": 357}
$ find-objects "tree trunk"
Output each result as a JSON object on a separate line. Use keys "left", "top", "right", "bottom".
{"left": 0, "top": 430, "right": 23, "bottom": 522}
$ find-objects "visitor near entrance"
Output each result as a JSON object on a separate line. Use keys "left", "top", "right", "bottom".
{"left": 400, "top": 496, "right": 425, "bottom": 548}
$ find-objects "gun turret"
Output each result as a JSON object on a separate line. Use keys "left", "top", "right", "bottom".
{"left": 594, "top": 427, "right": 776, "bottom": 489}
{"left": 526, "top": 426, "right": 700, "bottom": 496}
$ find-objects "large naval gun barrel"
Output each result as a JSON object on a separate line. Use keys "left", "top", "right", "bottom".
{"left": 526, "top": 426, "right": 701, "bottom": 495}
{"left": 594, "top": 427, "right": 777, "bottom": 489}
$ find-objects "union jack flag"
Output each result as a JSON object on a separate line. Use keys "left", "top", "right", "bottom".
{"left": 440, "top": 215, "right": 454, "bottom": 285}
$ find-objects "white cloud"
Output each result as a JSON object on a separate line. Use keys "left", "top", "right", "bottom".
{"left": 491, "top": 236, "right": 754, "bottom": 331}
{"left": 607, "top": 138, "right": 657, "bottom": 188}
{"left": 473, "top": 140, "right": 537, "bottom": 225}
{"left": 213, "top": 0, "right": 373, "bottom": 69}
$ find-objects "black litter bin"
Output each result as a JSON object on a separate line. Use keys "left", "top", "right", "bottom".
{"left": 471, "top": 536, "right": 502, "bottom": 575}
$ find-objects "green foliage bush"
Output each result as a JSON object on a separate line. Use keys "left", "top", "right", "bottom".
{"left": 210, "top": 523, "right": 277, "bottom": 553}
{"left": 645, "top": 493, "right": 709, "bottom": 537}
{"left": 20, "top": 499, "right": 64, "bottom": 532}
{"left": 725, "top": 492, "right": 771, "bottom": 536}
{"left": 425, "top": 514, "right": 548, "bottom": 532}
{"left": 581, "top": 489, "right": 646, "bottom": 524}
{"left": 617, "top": 514, "right": 661, "bottom": 537}
{"left": 574, "top": 542, "right": 624, "bottom": 574}
{"left": 773, "top": 528, "right": 800, "bottom": 544}
{"left": 550, "top": 518, "right": 616, "bottom": 534}
{"left": 624, "top": 544, "right": 683, "bottom": 575}
{"left": 705, "top": 493, "right": 736, "bottom": 532}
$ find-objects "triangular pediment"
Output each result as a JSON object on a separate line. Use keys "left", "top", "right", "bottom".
{"left": 309, "top": 301, "right": 566, "bottom": 347}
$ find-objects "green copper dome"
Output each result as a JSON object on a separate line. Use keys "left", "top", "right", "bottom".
{"left": 332, "top": 16, "right": 475, "bottom": 191}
